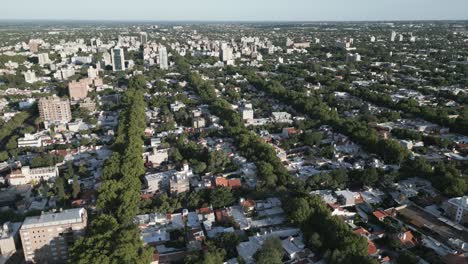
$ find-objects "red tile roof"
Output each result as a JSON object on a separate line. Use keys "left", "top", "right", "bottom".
{"left": 228, "top": 178, "right": 241, "bottom": 188}
{"left": 373, "top": 210, "right": 388, "bottom": 220}
{"left": 215, "top": 177, "right": 228, "bottom": 187}
{"left": 368, "top": 240, "right": 378, "bottom": 255}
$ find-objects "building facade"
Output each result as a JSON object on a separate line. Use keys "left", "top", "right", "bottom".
{"left": 19, "top": 208, "right": 87, "bottom": 263}
{"left": 446, "top": 196, "right": 468, "bottom": 224}
{"left": 38, "top": 96, "right": 72, "bottom": 125}
{"left": 7, "top": 166, "right": 59, "bottom": 185}
{"left": 111, "top": 47, "right": 125, "bottom": 71}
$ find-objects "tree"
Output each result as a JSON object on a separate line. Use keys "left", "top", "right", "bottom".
{"left": 287, "top": 197, "right": 312, "bottom": 225}
{"left": 207, "top": 150, "right": 230, "bottom": 173}
{"left": 254, "top": 237, "right": 284, "bottom": 264}
{"left": 397, "top": 251, "right": 418, "bottom": 264}
{"left": 303, "top": 132, "right": 323, "bottom": 147}
{"left": 210, "top": 187, "right": 235, "bottom": 209}
{"left": 72, "top": 174, "right": 81, "bottom": 199}
{"left": 214, "top": 232, "right": 240, "bottom": 259}
{"left": 256, "top": 161, "right": 277, "bottom": 186}
{"left": 55, "top": 177, "right": 68, "bottom": 203}
{"left": 0, "top": 151, "right": 8, "bottom": 162}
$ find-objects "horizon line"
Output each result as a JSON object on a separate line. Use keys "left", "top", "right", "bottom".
{"left": 0, "top": 18, "right": 467, "bottom": 24}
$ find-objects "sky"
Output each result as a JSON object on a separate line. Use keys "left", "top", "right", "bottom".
{"left": 2, "top": 0, "right": 467, "bottom": 21}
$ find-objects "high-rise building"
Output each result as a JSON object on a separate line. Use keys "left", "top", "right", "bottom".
{"left": 23, "top": 70, "right": 37, "bottom": 83}
{"left": 140, "top": 32, "right": 148, "bottom": 45}
{"left": 0, "top": 221, "right": 21, "bottom": 262}
{"left": 346, "top": 53, "right": 362, "bottom": 62}
{"left": 87, "top": 66, "right": 98, "bottom": 79}
{"left": 38, "top": 96, "right": 72, "bottom": 124}
{"left": 111, "top": 47, "right": 125, "bottom": 71}
{"left": 37, "top": 53, "right": 51, "bottom": 66}
{"left": 159, "top": 46, "right": 168, "bottom": 70}
{"left": 220, "top": 44, "right": 233, "bottom": 63}
{"left": 445, "top": 196, "right": 468, "bottom": 224}
{"left": 68, "top": 80, "right": 89, "bottom": 100}
{"left": 19, "top": 208, "right": 87, "bottom": 263}
{"left": 390, "top": 31, "right": 397, "bottom": 42}
{"left": 29, "top": 40, "right": 39, "bottom": 53}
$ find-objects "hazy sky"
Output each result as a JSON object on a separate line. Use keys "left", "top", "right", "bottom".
{"left": 2, "top": 0, "right": 467, "bottom": 21}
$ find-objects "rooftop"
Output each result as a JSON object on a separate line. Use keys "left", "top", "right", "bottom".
{"left": 21, "top": 208, "right": 86, "bottom": 229}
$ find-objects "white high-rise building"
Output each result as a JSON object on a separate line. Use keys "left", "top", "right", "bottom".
{"left": 220, "top": 44, "right": 233, "bottom": 63}
{"left": 159, "top": 46, "right": 168, "bottom": 70}
{"left": 111, "top": 47, "right": 125, "bottom": 71}
{"left": 38, "top": 53, "right": 51, "bottom": 66}
{"left": 23, "top": 70, "right": 37, "bottom": 83}
{"left": 390, "top": 31, "right": 397, "bottom": 42}
{"left": 87, "top": 66, "right": 98, "bottom": 79}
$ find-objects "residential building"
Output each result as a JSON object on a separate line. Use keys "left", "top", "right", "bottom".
{"left": 391, "top": 31, "right": 397, "bottom": 42}
{"left": 17, "top": 133, "right": 43, "bottom": 148}
{"left": 29, "top": 40, "right": 39, "bottom": 53}
{"left": 87, "top": 67, "right": 98, "bottom": 79}
{"left": 37, "top": 53, "right": 51, "bottom": 65}
{"left": 192, "top": 117, "right": 206, "bottom": 129}
{"left": 140, "top": 32, "right": 148, "bottom": 45}
{"left": 144, "top": 171, "right": 171, "bottom": 193}
{"left": 445, "top": 196, "right": 468, "bottom": 224}
{"left": 159, "top": 46, "right": 168, "bottom": 70}
{"left": 0, "top": 222, "right": 22, "bottom": 262}
{"left": 240, "top": 103, "right": 254, "bottom": 121}
{"left": 170, "top": 164, "right": 192, "bottom": 195}
{"left": 23, "top": 70, "right": 37, "bottom": 83}
{"left": 19, "top": 208, "right": 87, "bottom": 263}
{"left": 346, "top": 53, "right": 361, "bottom": 62}
{"left": 220, "top": 43, "right": 233, "bottom": 63}
{"left": 68, "top": 80, "right": 89, "bottom": 100}
{"left": 7, "top": 166, "right": 59, "bottom": 185}
{"left": 79, "top": 98, "right": 96, "bottom": 112}
{"left": 38, "top": 96, "right": 72, "bottom": 125}
{"left": 111, "top": 47, "right": 125, "bottom": 71}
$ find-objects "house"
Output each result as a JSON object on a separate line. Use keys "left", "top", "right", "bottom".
{"left": 214, "top": 177, "right": 242, "bottom": 189}
{"left": 398, "top": 231, "right": 417, "bottom": 248}
{"left": 335, "top": 190, "right": 363, "bottom": 207}
{"left": 145, "top": 148, "right": 169, "bottom": 166}
{"left": 372, "top": 210, "right": 388, "bottom": 222}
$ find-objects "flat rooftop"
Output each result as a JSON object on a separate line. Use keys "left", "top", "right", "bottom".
{"left": 21, "top": 208, "right": 86, "bottom": 229}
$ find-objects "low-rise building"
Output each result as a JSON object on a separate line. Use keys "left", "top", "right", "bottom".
{"left": 17, "top": 134, "right": 43, "bottom": 148}
{"left": 7, "top": 166, "right": 59, "bottom": 185}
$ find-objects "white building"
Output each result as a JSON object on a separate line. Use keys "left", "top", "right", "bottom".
{"left": 0, "top": 222, "right": 22, "bottom": 262}
{"left": 145, "top": 148, "right": 169, "bottom": 166}
{"left": 240, "top": 103, "right": 254, "bottom": 121}
{"left": 446, "top": 196, "right": 468, "bottom": 224}
{"left": 220, "top": 43, "right": 234, "bottom": 63}
{"left": 7, "top": 166, "right": 59, "bottom": 185}
{"left": 346, "top": 53, "right": 361, "bottom": 62}
{"left": 159, "top": 46, "right": 168, "bottom": 70}
{"left": 23, "top": 70, "right": 37, "bottom": 83}
{"left": 87, "top": 66, "right": 99, "bottom": 79}
{"left": 144, "top": 171, "right": 171, "bottom": 193}
{"left": 391, "top": 31, "right": 397, "bottom": 42}
{"left": 271, "top": 112, "right": 292, "bottom": 123}
{"left": 38, "top": 53, "right": 51, "bottom": 66}
{"left": 17, "top": 134, "right": 43, "bottom": 148}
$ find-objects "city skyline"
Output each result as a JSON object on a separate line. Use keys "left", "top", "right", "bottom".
{"left": 2, "top": 0, "right": 468, "bottom": 21}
